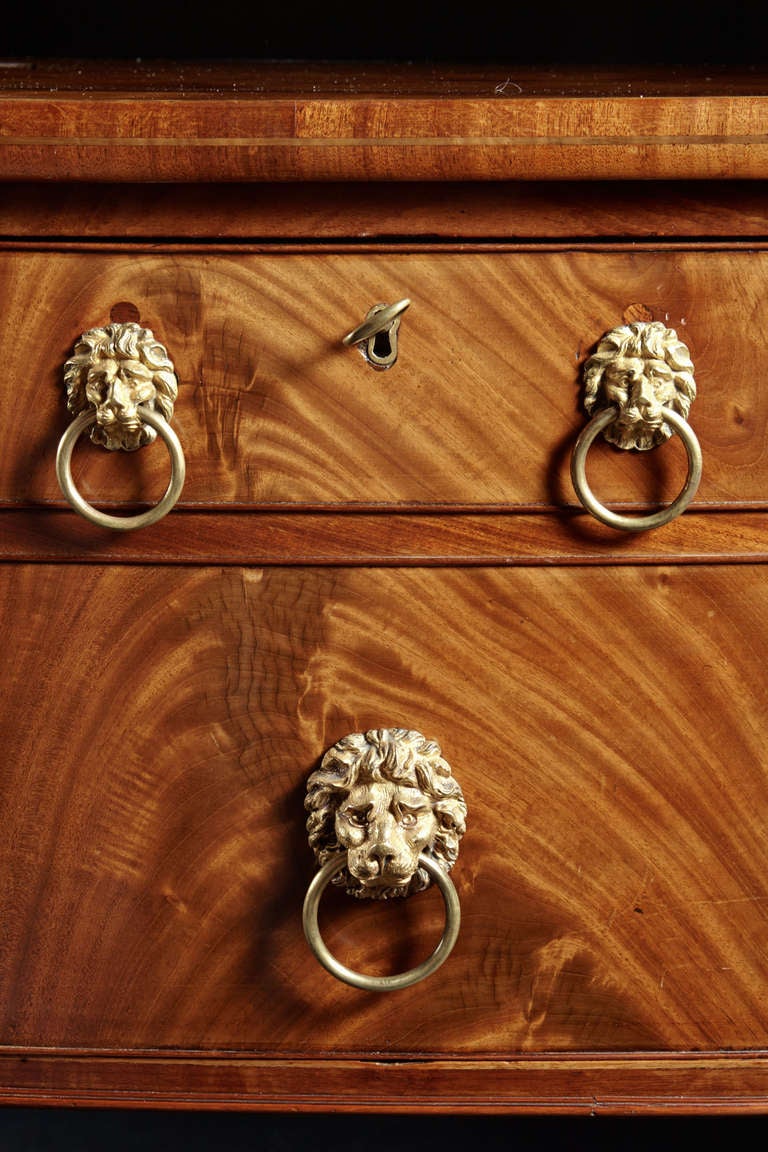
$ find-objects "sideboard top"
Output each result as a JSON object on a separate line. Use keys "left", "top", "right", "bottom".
{"left": 1, "top": 60, "right": 768, "bottom": 182}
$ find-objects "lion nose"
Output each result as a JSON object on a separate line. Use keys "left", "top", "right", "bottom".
{"left": 632, "top": 376, "right": 658, "bottom": 414}
{"left": 101, "top": 379, "right": 138, "bottom": 421}
{"left": 367, "top": 814, "right": 397, "bottom": 868}
{"left": 368, "top": 842, "right": 395, "bottom": 867}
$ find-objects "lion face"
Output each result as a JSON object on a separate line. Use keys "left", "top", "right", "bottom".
{"left": 305, "top": 728, "right": 467, "bottom": 901}
{"left": 583, "top": 321, "right": 696, "bottom": 451}
{"left": 600, "top": 355, "right": 676, "bottom": 435}
{"left": 83, "top": 353, "right": 157, "bottom": 451}
{"left": 335, "top": 779, "right": 438, "bottom": 892}
{"left": 64, "top": 322, "right": 178, "bottom": 452}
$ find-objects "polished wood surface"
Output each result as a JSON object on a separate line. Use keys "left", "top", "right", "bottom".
{"left": 2, "top": 246, "right": 767, "bottom": 513}
{"left": 5, "top": 1051, "right": 768, "bottom": 1114}
{"left": 2, "top": 63, "right": 768, "bottom": 181}
{"left": 3, "top": 66, "right": 768, "bottom": 1113}
{"left": 2, "top": 564, "right": 768, "bottom": 1064}
{"left": 2, "top": 509, "right": 768, "bottom": 566}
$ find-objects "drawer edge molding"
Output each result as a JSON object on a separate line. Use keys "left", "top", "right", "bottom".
{"left": 2, "top": 1050, "right": 768, "bottom": 1113}
{"left": 0, "top": 510, "right": 767, "bottom": 566}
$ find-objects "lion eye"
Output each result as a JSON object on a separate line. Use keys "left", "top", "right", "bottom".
{"left": 344, "top": 809, "right": 369, "bottom": 827}
{"left": 398, "top": 809, "right": 421, "bottom": 826}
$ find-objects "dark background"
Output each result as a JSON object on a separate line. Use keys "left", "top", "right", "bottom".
{"left": 1, "top": 1110, "right": 767, "bottom": 1149}
{"left": 2, "top": 0, "right": 768, "bottom": 67}
{"left": 2, "top": 0, "right": 768, "bottom": 1145}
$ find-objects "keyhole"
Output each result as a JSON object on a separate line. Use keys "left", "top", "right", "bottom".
{"left": 373, "top": 329, "right": 392, "bottom": 359}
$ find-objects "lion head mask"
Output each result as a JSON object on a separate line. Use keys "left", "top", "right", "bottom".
{"left": 64, "top": 321, "right": 178, "bottom": 452}
{"left": 305, "top": 728, "right": 467, "bottom": 900}
{"left": 582, "top": 320, "right": 696, "bottom": 451}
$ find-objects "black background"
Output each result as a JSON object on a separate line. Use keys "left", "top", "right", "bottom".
{"left": 1, "top": 1110, "right": 767, "bottom": 1149}
{"left": 1, "top": 0, "right": 768, "bottom": 67}
{"left": 2, "top": 0, "right": 768, "bottom": 1145}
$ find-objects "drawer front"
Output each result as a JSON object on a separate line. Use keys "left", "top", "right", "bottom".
{"left": 2, "top": 563, "right": 767, "bottom": 1055}
{"left": 2, "top": 246, "right": 765, "bottom": 513}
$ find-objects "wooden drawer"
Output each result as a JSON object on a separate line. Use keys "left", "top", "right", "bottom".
{"left": 2, "top": 246, "right": 768, "bottom": 549}
{"left": 3, "top": 244, "right": 768, "bottom": 569}
{"left": 3, "top": 563, "right": 768, "bottom": 1087}
{"left": 4, "top": 562, "right": 768, "bottom": 1110}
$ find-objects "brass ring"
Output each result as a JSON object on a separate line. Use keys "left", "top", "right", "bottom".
{"left": 55, "top": 407, "right": 186, "bottom": 531}
{"left": 302, "top": 852, "right": 461, "bottom": 992}
{"left": 342, "top": 298, "right": 411, "bottom": 346}
{"left": 570, "top": 406, "right": 702, "bottom": 531}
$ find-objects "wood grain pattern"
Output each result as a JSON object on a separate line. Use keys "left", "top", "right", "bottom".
{"left": 2, "top": 65, "right": 768, "bottom": 181}
{"left": 2, "top": 509, "right": 768, "bottom": 566}
{"left": 2, "top": 564, "right": 768, "bottom": 1063}
{"left": 5, "top": 1051, "right": 768, "bottom": 1113}
{"left": 3, "top": 247, "right": 768, "bottom": 511}
{"left": 4, "top": 70, "right": 768, "bottom": 1113}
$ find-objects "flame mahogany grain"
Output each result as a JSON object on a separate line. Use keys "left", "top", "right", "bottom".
{"left": 2, "top": 63, "right": 768, "bottom": 1113}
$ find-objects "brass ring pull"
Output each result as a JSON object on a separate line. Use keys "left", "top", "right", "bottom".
{"left": 56, "top": 407, "right": 186, "bottom": 531}
{"left": 304, "top": 727, "right": 467, "bottom": 992}
{"left": 570, "top": 320, "right": 701, "bottom": 532}
{"left": 302, "top": 851, "right": 461, "bottom": 992}
{"left": 571, "top": 405, "right": 702, "bottom": 532}
{"left": 56, "top": 321, "right": 185, "bottom": 531}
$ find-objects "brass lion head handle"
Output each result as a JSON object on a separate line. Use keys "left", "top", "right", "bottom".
{"left": 570, "top": 320, "right": 702, "bottom": 531}
{"left": 302, "top": 727, "right": 466, "bottom": 991}
{"left": 55, "top": 321, "right": 185, "bottom": 530}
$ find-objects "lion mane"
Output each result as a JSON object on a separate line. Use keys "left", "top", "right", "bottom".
{"left": 305, "top": 728, "right": 467, "bottom": 899}
{"left": 64, "top": 322, "right": 178, "bottom": 449}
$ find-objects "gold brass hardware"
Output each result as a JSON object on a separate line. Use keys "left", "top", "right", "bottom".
{"left": 570, "top": 320, "right": 702, "bottom": 531}
{"left": 56, "top": 322, "right": 185, "bottom": 531}
{"left": 342, "top": 298, "right": 410, "bottom": 370}
{"left": 302, "top": 727, "right": 466, "bottom": 991}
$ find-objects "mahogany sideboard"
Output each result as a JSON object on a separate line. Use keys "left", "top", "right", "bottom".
{"left": 2, "top": 60, "right": 768, "bottom": 1114}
